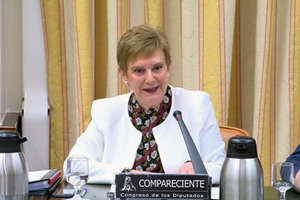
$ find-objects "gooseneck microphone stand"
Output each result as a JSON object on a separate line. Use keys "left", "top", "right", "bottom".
{"left": 173, "top": 110, "right": 208, "bottom": 175}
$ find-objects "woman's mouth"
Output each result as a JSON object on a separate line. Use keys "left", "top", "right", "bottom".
{"left": 143, "top": 86, "right": 159, "bottom": 93}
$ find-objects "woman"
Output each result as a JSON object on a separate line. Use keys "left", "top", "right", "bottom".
{"left": 64, "top": 24, "right": 225, "bottom": 184}
{"left": 286, "top": 144, "right": 300, "bottom": 192}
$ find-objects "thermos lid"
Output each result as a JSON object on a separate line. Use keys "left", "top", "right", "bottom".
{"left": 0, "top": 130, "right": 27, "bottom": 153}
{"left": 227, "top": 136, "right": 258, "bottom": 158}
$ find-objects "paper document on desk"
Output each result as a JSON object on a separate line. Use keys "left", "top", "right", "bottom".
{"left": 29, "top": 169, "right": 61, "bottom": 182}
{"left": 211, "top": 187, "right": 219, "bottom": 199}
{"left": 29, "top": 169, "right": 62, "bottom": 191}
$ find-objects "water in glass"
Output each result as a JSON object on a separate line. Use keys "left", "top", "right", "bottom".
{"left": 66, "top": 155, "right": 89, "bottom": 200}
{"left": 271, "top": 162, "right": 294, "bottom": 199}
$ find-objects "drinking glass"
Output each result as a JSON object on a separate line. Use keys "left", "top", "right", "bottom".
{"left": 65, "top": 155, "right": 89, "bottom": 199}
{"left": 271, "top": 162, "right": 295, "bottom": 199}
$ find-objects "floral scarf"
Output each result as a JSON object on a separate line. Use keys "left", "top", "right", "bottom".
{"left": 128, "top": 86, "right": 172, "bottom": 172}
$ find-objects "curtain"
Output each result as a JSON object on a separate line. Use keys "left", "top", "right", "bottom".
{"left": 41, "top": 0, "right": 300, "bottom": 185}
{"left": 41, "top": 0, "right": 94, "bottom": 170}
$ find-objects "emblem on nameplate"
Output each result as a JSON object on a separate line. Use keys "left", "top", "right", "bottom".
{"left": 121, "top": 176, "right": 136, "bottom": 192}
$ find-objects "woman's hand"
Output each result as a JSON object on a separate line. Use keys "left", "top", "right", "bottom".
{"left": 177, "top": 161, "right": 195, "bottom": 174}
{"left": 129, "top": 169, "right": 151, "bottom": 173}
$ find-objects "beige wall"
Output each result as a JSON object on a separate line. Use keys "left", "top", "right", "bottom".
{"left": 0, "top": 0, "right": 22, "bottom": 122}
{"left": 0, "top": 0, "right": 49, "bottom": 170}
{"left": 0, "top": 0, "right": 2, "bottom": 123}
{"left": 22, "top": 0, "right": 49, "bottom": 170}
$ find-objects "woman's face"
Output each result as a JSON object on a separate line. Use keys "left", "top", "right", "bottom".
{"left": 119, "top": 48, "right": 170, "bottom": 111}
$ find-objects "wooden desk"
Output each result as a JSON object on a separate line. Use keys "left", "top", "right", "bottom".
{"left": 30, "top": 185, "right": 300, "bottom": 200}
{"left": 264, "top": 187, "right": 299, "bottom": 200}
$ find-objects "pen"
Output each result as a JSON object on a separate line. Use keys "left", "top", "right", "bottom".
{"left": 80, "top": 188, "right": 87, "bottom": 198}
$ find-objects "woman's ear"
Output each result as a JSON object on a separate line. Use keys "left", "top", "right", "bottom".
{"left": 118, "top": 67, "right": 128, "bottom": 85}
{"left": 167, "top": 60, "right": 172, "bottom": 75}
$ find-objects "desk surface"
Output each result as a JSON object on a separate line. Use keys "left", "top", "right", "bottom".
{"left": 31, "top": 184, "right": 300, "bottom": 200}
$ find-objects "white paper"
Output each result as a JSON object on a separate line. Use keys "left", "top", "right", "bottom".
{"left": 29, "top": 169, "right": 51, "bottom": 182}
{"left": 211, "top": 187, "right": 220, "bottom": 199}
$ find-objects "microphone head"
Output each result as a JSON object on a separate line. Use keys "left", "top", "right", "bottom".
{"left": 173, "top": 110, "right": 182, "bottom": 121}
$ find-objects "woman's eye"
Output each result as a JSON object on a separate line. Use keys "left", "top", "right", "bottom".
{"left": 153, "top": 65, "right": 163, "bottom": 71}
{"left": 134, "top": 68, "right": 145, "bottom": 74}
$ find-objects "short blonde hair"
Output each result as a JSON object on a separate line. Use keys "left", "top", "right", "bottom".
{"left": 117, "top": 24, "right": 171, "bottom": 72}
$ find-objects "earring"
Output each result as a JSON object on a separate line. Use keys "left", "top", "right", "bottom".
{"left": 125, "top": 80, "right": 128, "bottom": 86}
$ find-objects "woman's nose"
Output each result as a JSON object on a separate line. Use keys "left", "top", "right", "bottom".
{"left": 145, "top": 70, "right": 155, "bottom": 84}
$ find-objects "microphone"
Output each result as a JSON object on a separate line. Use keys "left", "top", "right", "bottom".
{"left": 173, "top": 110, "right": 208, "bottom": 174}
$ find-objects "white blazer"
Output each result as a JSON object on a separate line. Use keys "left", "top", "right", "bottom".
{"left": 64, "top": 86, "right": 226, "bottom": 184}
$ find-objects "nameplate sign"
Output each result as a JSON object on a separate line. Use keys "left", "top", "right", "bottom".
{"left": 115, "top": 173, "right": 211, "bottom": 199}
